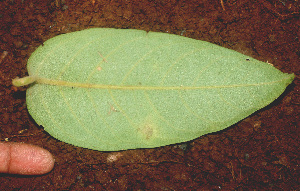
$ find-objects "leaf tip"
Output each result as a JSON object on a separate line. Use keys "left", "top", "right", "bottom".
{"left": 285, "top": 73, "right": 295, "bottom": 86}
{"left": 12, "top": 76, "right": 37, "bottom": 87}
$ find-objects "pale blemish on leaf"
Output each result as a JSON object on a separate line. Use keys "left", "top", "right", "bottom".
{"left": 107, "top": 102, "right": 119, "bottom": 115}
{"left": 139, "top": 123, "right": 154, "bottom": 140}
{"left": 137, "top": 116, "right": 158, "bottom": 141}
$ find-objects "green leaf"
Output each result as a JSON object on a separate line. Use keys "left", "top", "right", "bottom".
{"left": 13, "top": 28, "right": 294, "bottom": 151}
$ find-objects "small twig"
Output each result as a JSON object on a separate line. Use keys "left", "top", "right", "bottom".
{"left": 261, "top": 0, "right": 300, "bottom": 20}
{"left": 0, "top": 51, "right": 8, "bottom": 64}
{"left": 220, "top": 0, "right": 225, "bottom": 11}
{"left": 3, "top": 129, "right": 44, "bottom": 141}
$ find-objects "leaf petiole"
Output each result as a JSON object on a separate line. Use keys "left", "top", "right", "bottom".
{"left": 12, "top": 76, "right": 37, "bottom": 87}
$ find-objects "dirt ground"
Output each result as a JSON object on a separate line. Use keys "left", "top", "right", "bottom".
{"left": 0, "top": 0, "right": 299, "bottom": 190}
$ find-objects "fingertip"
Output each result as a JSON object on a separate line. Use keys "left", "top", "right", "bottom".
{"left": 0, "top": 142, "right": 54, "bottom": 175}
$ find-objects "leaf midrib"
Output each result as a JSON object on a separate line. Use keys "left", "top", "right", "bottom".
{"left": 32, "top": 76, "right": 291, "bottom": 90}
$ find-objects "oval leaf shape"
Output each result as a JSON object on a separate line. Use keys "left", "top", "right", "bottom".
{"left": 13, "top": 28, "right": 294, "bottom": 151}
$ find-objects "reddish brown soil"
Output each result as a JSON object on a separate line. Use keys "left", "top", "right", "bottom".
{"left": 0, "top": 0, "right": 299, "bottom": 190}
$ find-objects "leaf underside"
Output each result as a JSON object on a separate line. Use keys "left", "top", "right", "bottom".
{"left": 25, "top": 28, "right": 294, "bottom": 151}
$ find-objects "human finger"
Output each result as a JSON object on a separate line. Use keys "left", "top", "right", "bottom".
{"left": 0, "top": 142, "right": 54, "bottom": 175}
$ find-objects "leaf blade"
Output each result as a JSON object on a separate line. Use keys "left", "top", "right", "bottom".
{"left": 24, "top": 28, "right": 294, "bottom": 151}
